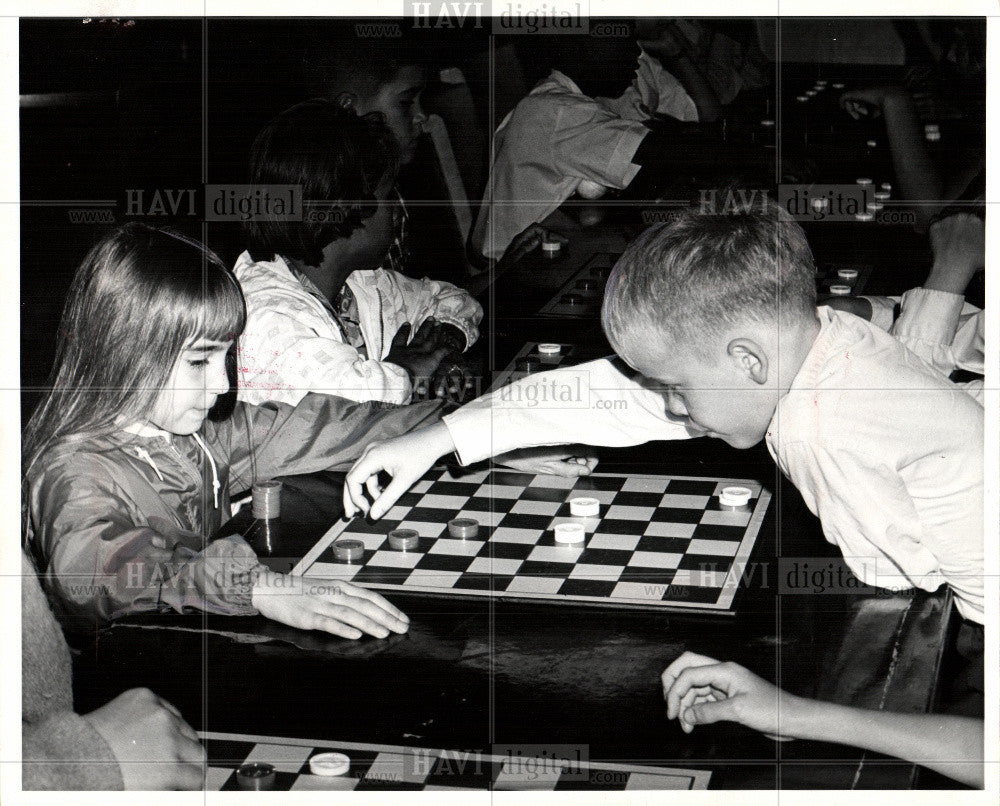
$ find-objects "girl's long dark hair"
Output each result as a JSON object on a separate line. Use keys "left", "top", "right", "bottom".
{"left": 22, "top": 223, "right": 246, "bottom": 483}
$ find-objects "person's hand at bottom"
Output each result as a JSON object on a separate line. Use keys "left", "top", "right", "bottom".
{"left": 84, "top": 688, "right": 205, "bottom": 790}
{"left": 253, "top": 571, "right": 409, "bottom": 639}
{"left": 662, "top": 651, "right": 798, "bottom": 738}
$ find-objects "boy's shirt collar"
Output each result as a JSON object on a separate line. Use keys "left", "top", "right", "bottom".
{"left": 766, "top": 307, "right": 834, "bottom": 440}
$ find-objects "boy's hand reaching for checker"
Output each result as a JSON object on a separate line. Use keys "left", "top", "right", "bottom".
{"left": 662, "top": 651, "right": 793, "bottom": 737}
{"left": 343, "top": 423, "right": 458, "bottom": 520}
{"left": 343, "top": 423, "right": 599, "bottom": 520}
{"left": 252, "top": 570, "right": 409, "bottom": 639}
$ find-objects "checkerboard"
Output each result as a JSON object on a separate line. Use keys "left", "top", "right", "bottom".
{"left": 293, "top": 468, "right": 770, "bottom": 613}
{"left": 201, "top": 731, "right": 712, "bottom": 790}
{"left": 488, "top": 341, "right": 611, "bottom": 393}
{"left": 537, "top": 252, "right": 617, "bottom": 317}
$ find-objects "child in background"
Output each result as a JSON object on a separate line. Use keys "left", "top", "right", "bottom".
{"left": 22, "top": 548, "right": 204, "bottom": 790}
{"left": 471, "top": 20, "right": 767, "bottom": 262}
{"left": 235, "top": 100, "right": 482, "bottom": 407}
{"left": 661, "top": 651, "right": 982, "bottom": 788}
{"left": 343, "top": 197, "right": 984, "bottom": 623}
{"left": 23, "top": 223, "right": 441, "bottom": 636}
{"left": 301, "top": 31, "right": 428, "bottom": 276}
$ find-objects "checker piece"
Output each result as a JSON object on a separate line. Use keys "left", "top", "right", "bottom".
{"left": 448, "top": 518, "right": 480, "bottom": 539}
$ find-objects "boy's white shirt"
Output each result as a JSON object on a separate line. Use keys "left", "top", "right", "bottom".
{"left": 234, "top": 251, "right": 482, "bottom": 406}
{"left": 443, "top": 307, "right": 984, "bottom": 622}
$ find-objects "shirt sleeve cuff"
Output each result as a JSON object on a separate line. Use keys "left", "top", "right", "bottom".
{"left": 893, "top": 287, "right": 965, "bottom": 344}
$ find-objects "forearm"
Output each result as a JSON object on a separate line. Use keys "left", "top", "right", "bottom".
{"left": 443, "top": 359, "right": 690, "bottom": 465}
{"left": 785, "top": 698, "right": 982, "bottom": 787}
{"left": 230, "top": 395, "right": 443, "bottom": 484}
{"left": 48, "top": 533, "right": 262, "bottom": 624}
{"left": 881, "top": 92, "right": 943, "bottom": 225}
{"left": 661, "top": 54, "right": 722, "bottom": 122}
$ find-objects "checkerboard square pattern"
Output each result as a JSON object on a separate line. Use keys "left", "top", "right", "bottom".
{"left": 200, "top": 732, "right": 712, "bottom": 791}
{"left": 294, "top": 468, "right": 770, "bottom": 613}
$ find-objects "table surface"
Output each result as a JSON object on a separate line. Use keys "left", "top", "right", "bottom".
{"left": 73, "top": 129, "right": 962, "bottom": 789}
{"left": 75, "top": 448, "right": 954, "bottom": 790}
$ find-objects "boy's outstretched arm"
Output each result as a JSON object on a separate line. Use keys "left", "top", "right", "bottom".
{"left": 663, "top": 652, "right": 983, "bottom": 788}
{"left": 343, "top": 425, "right": 599, "bottom": 519}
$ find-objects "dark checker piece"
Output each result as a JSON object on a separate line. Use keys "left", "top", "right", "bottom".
{"left": 237, "top": 762, "right": 276, "bottom": 790}
{"left": 333, "top": 539, "right": 365, "bottom": 561}
{"left": 517, "top": 356, "right": 541, "bottom": 372}
{"left": 389, "top": 528, "right": 420, "bottom": 550}
{"left": 575, "top": 278, "right": 600, "bottom": 290}
{"left": 561, "top": 293, "right": 585, "bottom": 305}
{"left": 448, "top": 518, "right": 480, "bottom": 539}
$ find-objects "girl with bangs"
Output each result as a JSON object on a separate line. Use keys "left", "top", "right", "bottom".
{"left": 23, "top": 222, "right": 442, "bottom": 639}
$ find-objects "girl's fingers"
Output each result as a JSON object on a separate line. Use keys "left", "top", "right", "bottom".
{"left": 335, "top": 582, "right": 409, "bottom": 624}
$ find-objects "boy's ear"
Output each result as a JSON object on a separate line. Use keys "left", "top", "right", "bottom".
{"left": 727, "top": 338, "right": 768, "bottom": 385}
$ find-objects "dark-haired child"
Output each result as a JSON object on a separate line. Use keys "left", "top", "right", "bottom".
{"left": 236, "top": 100, "right": 482, "bottom": 406}
{"left": 24, "top": 223, "right": 441, "bottom": 636}
{"left": 344, "top": 198, "right": 984, "bottom": 624}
